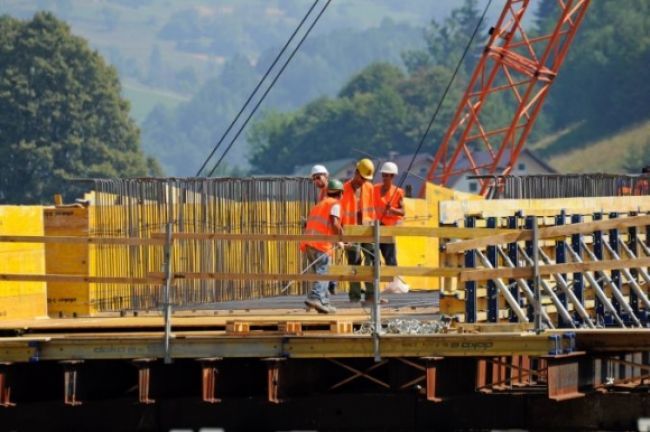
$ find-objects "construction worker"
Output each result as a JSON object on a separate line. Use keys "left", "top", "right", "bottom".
{"left": 374, "top": 161, "right": 405, "bottom": 266}
{"left": 310, "top": 164, "right": 329, "bottom": 202}
{"left": 310, "top": 164, "right": 338, "bottom": 294}
{"left": 301, "top": 179, "right": 344, "bottom": 314}
{"left": 340, "top": 158, "right": 377, "bottom": 304}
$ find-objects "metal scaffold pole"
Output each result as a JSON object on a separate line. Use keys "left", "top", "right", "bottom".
{"left": 532, "top": 217, "right": 542, "bottom": 333}
{"left": 372, "top": 220, "right": 381, "bottom": 362}
{"left": 163, "top": 221, "right": 173, "bottom": 363}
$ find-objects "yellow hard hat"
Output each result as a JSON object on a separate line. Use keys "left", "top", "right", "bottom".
{"left": 356, "top": 158, "right": 375, "bottom": 180}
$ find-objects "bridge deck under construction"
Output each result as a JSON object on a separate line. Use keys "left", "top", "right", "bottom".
{"left": 0, "top": 293, "right": 646, "bottom": 362}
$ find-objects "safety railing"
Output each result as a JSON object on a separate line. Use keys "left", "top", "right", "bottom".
{"left": 1, "top": 214, "right": 649, "bottom": 361}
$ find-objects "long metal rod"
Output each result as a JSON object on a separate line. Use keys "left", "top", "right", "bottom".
{"left": 514, "top": 245, "right": 576, "bottom": 329}
{"left": 474, "top": 250, "right": 529, "bottom": 322}
{"left": 163, "top": 223, "right": 173, "bottom": 364}
{"left": 578, "top": 240, "right": 641, "bottom": 326}
{"left": 497, "top": 246, "right": 555, "bottom": 328}
{"left": 604, "top": 240, "right": 650, "bottom": 310}
{"left": 564, "top": 243, "right": 627, "bottom": 327}
{"left": 372, "top": 220, "right": 381, "bottom": 362}
{"left": 619, "top": 238, "right": 650, "bottom": 288}
{"left": 535, "top": 248, "right": 595, "bottom": 328}
{"left": 532, "top": 218, "right": 542, "bottom": 332}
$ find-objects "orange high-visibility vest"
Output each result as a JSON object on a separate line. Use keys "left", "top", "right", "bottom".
{"left": 374, "top": 184, "right": 404, "bottom": 226}
{"left": 300, "top": 197, "right": 339, "bottom": 254}
{"left": 340, "top": 180, "right": 375, "bottom": 226}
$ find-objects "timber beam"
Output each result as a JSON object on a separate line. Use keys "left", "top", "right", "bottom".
{"left": 0, "top": 333, "right": 558, "bottom": 362}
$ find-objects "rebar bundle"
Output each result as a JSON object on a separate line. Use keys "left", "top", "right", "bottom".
{"left": 85, "top": 177, "right": 316, "bottom": 311}
{"left": 475, "top": 174, "right": 650, "bottom": 199}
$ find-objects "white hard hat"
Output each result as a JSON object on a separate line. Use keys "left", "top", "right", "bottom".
{"left": 310, "top": 164, "right": 328, "bottom": 176}
{"left": 380, "top": 161, "right": 398, "bottom": 175}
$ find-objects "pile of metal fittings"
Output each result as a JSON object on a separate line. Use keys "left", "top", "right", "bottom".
{"left": 355, "top": 318, "right": 449, "bottom": 335}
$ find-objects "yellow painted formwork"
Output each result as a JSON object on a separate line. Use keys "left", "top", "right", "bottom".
{"left": 46, "top": 182, "right": 483, "bottom": 314}
{"left": 0, "top": 206, "right": 48, "bottom": 321}
{"left": 395, "top": 183, "right": 483, "bottom": 290}
{"left": 86, "top": 194, "right": 310, "bottom": 312}
{"left": 44, "top": 206, "right": 96, "bottom": 317}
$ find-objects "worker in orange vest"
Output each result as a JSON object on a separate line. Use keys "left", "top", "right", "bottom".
{"left": 340, "top": 158, "right": 377, "bottom": 304}
{"left": 310, "top": 164, "right": 329, "bottom": 202}
{"left": 374, "top": 162, "right": 405, "bottom": 266}
{"left": 301, "top": 179, "right": 344, "bottom": 314}
{"left": 310, "top": 164, "right": 339, "bottom": 294}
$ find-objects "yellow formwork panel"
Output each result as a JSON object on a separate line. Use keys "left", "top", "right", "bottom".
{"left": 395, "top": 183, "right": 482, "bottom": 290}
{"left": 0, "top": 206, "right": 47, "bottom": 320}
{"left": 44, "top": 207, "right": 95, "bottom": 317}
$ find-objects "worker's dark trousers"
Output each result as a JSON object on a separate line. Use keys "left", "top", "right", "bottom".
{"left": 380, "top": 242, "right": 397, "bottom": 266}
{"left": 346, "top": 243, "right": 375, "bottom": 301}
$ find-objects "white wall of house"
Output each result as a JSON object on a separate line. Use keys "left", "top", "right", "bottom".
{"left": 452, "top": 153, "right": 555, "bottom": 194}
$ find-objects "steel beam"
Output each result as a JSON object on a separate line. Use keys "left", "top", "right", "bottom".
{"left": 545, "top": 352, "right": 585, "bottom": 401}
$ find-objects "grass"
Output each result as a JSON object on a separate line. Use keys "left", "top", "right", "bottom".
{"left": 122, "top": 80, "right": 189, "bottom": 123}
{"left": 548, "top": 119, "right": 650, "bottom": 174}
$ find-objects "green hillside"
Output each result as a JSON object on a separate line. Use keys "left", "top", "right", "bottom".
{"left": 548, "top": 120, "right": 650, "bottom": 174}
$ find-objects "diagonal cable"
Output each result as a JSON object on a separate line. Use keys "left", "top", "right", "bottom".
{"left": 196, "top": 0, "right": 320, "bottom": 176}
{"left": 208, "top": 0, "right": 332, "bottom": 177}
{"left": 397, "top": 0, "right": 493, "bottom": 191}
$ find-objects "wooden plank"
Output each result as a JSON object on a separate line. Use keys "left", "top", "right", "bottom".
{"left": 0, "top": 235, "right": 164, "bottom": 245}
{"left": 328, "top": 265, "right": 461, "bottom": 278}
{"left": 439, "top": 196, "right": 650, "bottom": 223}
{"left": 152, "top": 272, "right": 392, "bottom": 283}
{"left": 159, "top": 232, "right": 392, "bottom": 244}
{"left": 0, "top": 274, "right": 161, "bottom": 284}
{"left": 344, "top": 225, "right": 518, "bottom": 239}
{"left": 445, "top": 215, "right": 650, "bottom": 253}
{"left": 460, "top": 257, "right": 650, "bottom": 282}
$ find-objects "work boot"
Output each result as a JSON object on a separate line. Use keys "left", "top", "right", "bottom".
{"left": 305, "top": 299, "right": 336, "bottom": 314}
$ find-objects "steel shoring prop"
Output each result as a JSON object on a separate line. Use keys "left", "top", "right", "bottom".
{"left": 495, "top": 247, "right": 554, "bottom": 329}
{"left": 474, "top": 250, "right": 529, "bottom": 322}
{"left": 603, "top": 240, "right": 650, "bottom": 310}
{"left": 508, "top": 245, "right": 576, "bottom": 328}
{"left": 576, "top": 241, "right": 642, "bottom": 327}
{"left": 618, "top": 238, "right": 650, "bottom": 289}
{"left": 562, "top": 244, "right": 627, "bottom": 327}
{"left": 534, "top": 248, "right": 595, "bottom": 328}
{"left": 638, "top": 237, "right": 650, "bottom": 258}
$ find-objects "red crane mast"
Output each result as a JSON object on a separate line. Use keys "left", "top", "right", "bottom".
{"left": 422, "top": 0, "right": 591, "bottom": 196}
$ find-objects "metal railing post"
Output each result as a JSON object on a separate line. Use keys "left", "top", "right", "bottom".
{"left": 163, "top": 222, "right": 173, "bottom": 364}
{"left": 372, "top": 220, "right": 381, "bottom": 362}
{"left": 532, "top": 216, "right": 542, "bottom": 333}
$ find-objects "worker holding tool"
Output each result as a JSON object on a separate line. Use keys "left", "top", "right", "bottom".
{"left": 374, "top": 161, "right": 405, "bottom": 266}
{"left": 309, "top": 164, "right": 339, "bottom": 294}
{"left": 340, "top": 158, "right": 379, "bottom": 304}
{"left": 301, "top": 179, "right": 344, "bottom": 314}
{"left": 310, "top": 164, "right": 329, "bottom": 202}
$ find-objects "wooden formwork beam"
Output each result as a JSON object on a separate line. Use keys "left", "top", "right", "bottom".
{"left": 460, "top": 257, "right": 650, "bottom": 282}
{"left": 446, "top": 215, "right": 650, "bottom": 253}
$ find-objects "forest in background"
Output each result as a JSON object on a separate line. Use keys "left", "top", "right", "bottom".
{"left": 0, "top": 0, "right": 648, "bottom": 192}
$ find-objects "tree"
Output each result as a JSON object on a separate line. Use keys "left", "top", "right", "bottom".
{"left": 0, "top": 12, "right": 158, "bottom": 204}
{"left": 539, "top": 0, "right": 650, "bottom": 154}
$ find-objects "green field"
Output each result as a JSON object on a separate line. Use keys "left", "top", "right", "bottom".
{"left": 122, "top": 80, "right": 189, "bottom": 123}
{"left": 548, "top": 120, "right": 650, "bottom": 174}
